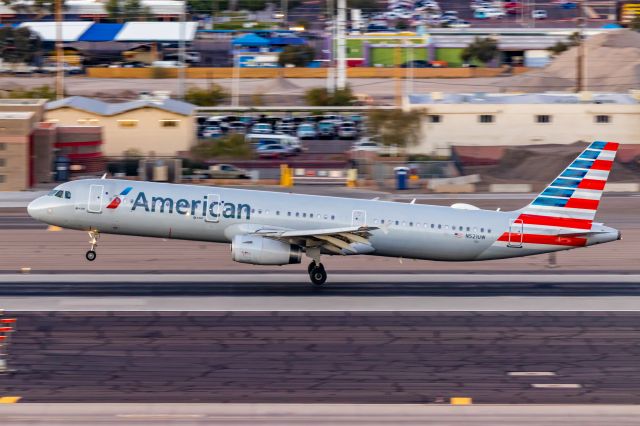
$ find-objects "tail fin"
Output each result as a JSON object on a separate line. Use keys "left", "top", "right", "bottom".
{"left": 520, "top": 141, "right": 619, "bottom": 226}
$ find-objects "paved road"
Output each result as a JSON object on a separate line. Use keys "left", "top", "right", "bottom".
{"left": 1, "top": 404, "right": 639, "bottom": 426}
{"left": 1, "top": 311, "right": 639, "bottom": 404}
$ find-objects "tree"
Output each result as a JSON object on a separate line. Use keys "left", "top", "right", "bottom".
{"left": 305, "top": 86, "right": 355, "bottom": 107}
{"left": 184, "top": 84, "right": 228, "bottom": 106}
{"left": 191, "top": 134, "right": 252, "bottom": 160}
{"left": 106, "top": 0, "right": 151, "bottom": 21}
{"left": 366, "top": 109, "right": 423, "bottom": 150}
{"left": 278, "top": 45, "right": 315, "bottom": 67}
{"left": 461, "top": 37, "right": 498, "bottom": 66}
{"left": 0, "top": 27, "right": 42, "bottom": 64}
{"left": 4, "top": 85, "right": 56, "bottom": 101}
{"left": 547, "top": 32, "right": 580, "bottom": 57}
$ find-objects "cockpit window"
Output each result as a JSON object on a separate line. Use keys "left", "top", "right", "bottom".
{"left": 64, "top": 191, "right": 71, "bottom": 199}
{"left": 55, "top": 190, "right": 64, "bottom": 198}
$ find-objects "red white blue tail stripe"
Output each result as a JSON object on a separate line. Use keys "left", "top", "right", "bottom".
{"left": 495, "top": 141, "right": 619, "bottom": 249}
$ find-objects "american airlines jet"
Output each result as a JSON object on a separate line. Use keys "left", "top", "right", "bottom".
{"left": 28, "top": 141, "right": 621, "bottom": 285}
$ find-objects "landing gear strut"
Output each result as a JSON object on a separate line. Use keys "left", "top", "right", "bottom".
{"left": 85, "top": 230, "right": 99, "bottom": 261}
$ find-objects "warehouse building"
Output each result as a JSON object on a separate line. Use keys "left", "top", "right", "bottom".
{"left": 45, "top": 95, "right": 196, "bottom": 156}
{"left": 404, "top": 92, "right": 640, "bottom": 156}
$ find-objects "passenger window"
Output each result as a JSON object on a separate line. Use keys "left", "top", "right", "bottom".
{"left": 459, "top": 226, "right": 463, "bottom": 231}
{"left": 431, "top": 224, "right": 434, "bottom": 229}
{"left": 409, "top": 222, "right": 413, "bottom": 227}
{"left": 381, "top": 219, "right": 385, "bottom": 224}
{"left": 438, "top": 224, "right": 441, "bottom": 229}
{"left": 488, "top": 229, "right": 492, "bottom": 233}
{"left": 65, "top": 191, "right": 71, "bottom": 199}
{"left": 324, "top": 215, "right": 328, "bottom": 220}
{"left": 258, "top": 209, "right": 262, "bottom": 214}
{"left": 276, "top": 211, "right": 280, "bottom": 215}
{"left": 302, "top": 213, "right": 306, "bottom": 218}
{"left": 481, "top": 228, "right": 485, "bottom": 233}
{"left": 310, "top": 213, "right": 313, "bottom": 218}
{"left": 395, "top": 220, "right": 399, "bottom": 225}
{"left": 296, "top": 212, "right": 299, "bottom": 217}
{"left": 466, "top": 227, "right": 470, "bottom": 232}
{"left": 331, "top": 215, "right": 335, "bottom": 220}
{"left": 288, "top": 212, "right": 291, "bottom": 216}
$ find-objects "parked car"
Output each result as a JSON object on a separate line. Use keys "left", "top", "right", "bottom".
{"left": 207, "top": 164, "right": 250, "bottom": 179}
{"left": 351, "top": 139, "right": 382, "bottom": 153}
{"left": 257, "top": 143, "right": 294, "bottom": 159}
{"left": 202, "top": 126, "right": 223, "bottom": 138}
{"left": 338, "top": 122, "right": 358, "bottom": 140}
{"left": 446, "top": 19, "right": 471, "bottom": 28}
{"left": 251, "top": 123, "right": 273, "bottom": 134}
{"left": 317, "top": 121, "right": 336, "bottom": 139}
{"left": 474, "top": 8, "right": 505, "bottom": 19}
{"left": 296, "top": 123, "right": 317, "bottom": 140}
{"left": 228, "top": 121, "right": 247, "bottom": 134}
{"left": 531, "top": 9, "right": 548, "bottom": 19}
{"left": 401, "top": 60, "right": 432, "bottom": 68}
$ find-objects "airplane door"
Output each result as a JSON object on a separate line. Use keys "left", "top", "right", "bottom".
{"left": 352, "top": 210, "right": 366, "bottom": 227}
{"left": 205, "top": 193, "right": 221, "bottom": 223}
{"left": 87, "top": 184, "right": 104, "bottom": 214}
{"left": 507, "top": 218, "right": 524, "bottom": 248}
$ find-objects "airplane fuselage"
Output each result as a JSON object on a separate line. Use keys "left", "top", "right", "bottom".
{"left": 27, "top": 178, "right": 619, "bottom": 262}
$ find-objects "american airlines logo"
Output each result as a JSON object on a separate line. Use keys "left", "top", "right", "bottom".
{"left": 106, "top": 187, "right": 133, "bottom": 209}
{"left": 130, "top": 191, "right": 251, "bottom": 220}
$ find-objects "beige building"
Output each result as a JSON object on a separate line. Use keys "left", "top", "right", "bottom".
{"left": 45, "top": 96, "right": 196, "bottom": 156}
{"left": 0, "top": 99, "right": 50, "bottom": 191}
{"left": 404, "top": 92, "right": 640, "bottom": 155}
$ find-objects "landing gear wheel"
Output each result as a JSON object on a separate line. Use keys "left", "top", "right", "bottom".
{"left": 309, "top": 264, "right": 327, "bottom": 286}
{"left": 308, "top": 262, "right": 316, "bottom": 274}
{"left": 85, "top": 250, "right": 97, "bottom": 261}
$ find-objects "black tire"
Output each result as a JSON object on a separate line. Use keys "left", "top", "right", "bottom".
{"left": 86, "top": 250, "right": 97, "bottom": 261}
{"left": 309, "top": 264, "right": 327, "bottom": 286}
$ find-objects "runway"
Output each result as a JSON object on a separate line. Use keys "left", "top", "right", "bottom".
{"left": 1, "top": 311, "right": 639, "bottom": 404}
{"left": 1, "top": 404, "right": 640, "bottom": 426}
{"left": 1, "top": 274, "right": 640, "bottom": 310}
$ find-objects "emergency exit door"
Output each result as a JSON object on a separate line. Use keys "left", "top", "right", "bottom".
{"left": 352, "top": 210, "right": 366, "bottom": 227}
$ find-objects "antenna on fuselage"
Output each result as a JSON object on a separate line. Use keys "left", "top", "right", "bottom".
{"left": 101, "top": 173, "right": 107, "bottom": 180}
{"left": 410, "top": 199, "right": 416, "bottom": 204}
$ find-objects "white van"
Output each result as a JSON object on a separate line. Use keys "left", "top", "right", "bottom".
{"left": 245, "top": 133, "right": 303, "bottom": 153}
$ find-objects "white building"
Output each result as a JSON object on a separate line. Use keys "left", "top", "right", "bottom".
{"left": 404, "top": 92, "right": 640, "bottom": 156}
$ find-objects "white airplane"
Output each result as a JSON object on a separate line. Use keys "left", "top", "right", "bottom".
{"left": 28, "top": 141, "right": 621, "bottom": 285}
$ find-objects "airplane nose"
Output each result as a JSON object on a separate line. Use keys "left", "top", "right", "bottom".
{"left": 27, "top": 197, "right": 47, "bottom": 220}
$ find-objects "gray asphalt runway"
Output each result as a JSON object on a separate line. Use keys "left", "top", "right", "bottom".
{"left": 1, "top": 274, "right": 640, "bottom": 311}
{"left": 1, "top": 312, "right": 639, "bottom": 404}
{"left": 1, "top": 404, "right": 639, "bottom": 426}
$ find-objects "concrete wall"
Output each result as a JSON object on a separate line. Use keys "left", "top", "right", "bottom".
{"left": 45, "top": 107, "right": 196, "bottom": 156}
{"left": 406, "top": 103, "right": 640, "bottom": 155}
{"left": 86, "top": 67, "right": 529, "bottom": 79}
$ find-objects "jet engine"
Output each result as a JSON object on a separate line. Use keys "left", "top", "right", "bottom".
{"left": 231, "top": 235, "right": 302, "bottom": 265}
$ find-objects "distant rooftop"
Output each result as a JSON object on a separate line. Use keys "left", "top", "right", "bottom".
{"left": 407, "top": 92, "right": 640, "bottom": 105}
{"left": 46, "top": 96, "right": 196, "bottom": 116}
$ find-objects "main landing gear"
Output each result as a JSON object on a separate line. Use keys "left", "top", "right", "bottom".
{"left": 308, "top": 262, "right": 327, "bottom": 286}
{"left": 85, "top": 230, "right": 99, "bottom": 261}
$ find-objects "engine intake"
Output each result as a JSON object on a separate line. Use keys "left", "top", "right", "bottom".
{"left": 231, "top": 235, "right": 302, "bottom": 265}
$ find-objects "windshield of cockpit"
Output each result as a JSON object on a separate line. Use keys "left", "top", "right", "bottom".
{"left": 47, "top": 189, "right": 72, "bottom": 199}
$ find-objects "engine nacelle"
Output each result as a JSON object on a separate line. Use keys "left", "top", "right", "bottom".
{"left": 231, "top": 235, "right": 302, "bottom": 265}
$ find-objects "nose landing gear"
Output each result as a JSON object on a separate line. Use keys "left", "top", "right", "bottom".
{"left": 85, "top": 230, "right": 99, "bottom": 261}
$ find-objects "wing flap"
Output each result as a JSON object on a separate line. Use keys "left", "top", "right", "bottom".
{"left": 254, "top": 225, "right": 379, "bottom": 238}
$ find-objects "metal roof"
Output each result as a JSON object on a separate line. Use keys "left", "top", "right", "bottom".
{"left": 78, "top": 23, "right": 124, "bottom": 42}
{"left": 115, "top": 22, "right": 197, "bottom": 42}
{"left": 46, "top": 96, "right": 196, "bottom": 116}
{"left": 231, "top": 34, "right": 270, "bottom": 46}
{"left": 407, "top": 93, "right": 640, "bottom": 105}
{"left": 19, "top": 21, "right": 93, "bottom": 42}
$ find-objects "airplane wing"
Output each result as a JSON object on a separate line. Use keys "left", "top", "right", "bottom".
{"left": 252, "top": 225, "right": 379, "bottom": 255}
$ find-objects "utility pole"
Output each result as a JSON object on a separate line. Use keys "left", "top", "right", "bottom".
{"left": 335, "top": 0, "right": 347, "bottom": 90}
{"left": 325, "top": 0, "right": 335, "bottom": 94}
{"left": 55, "top": 0, "right": 64, "bottom": 100}
{"left": 177, "top": 2, "right": 187, "bottom": 99}
{"left": 394, "top": 45, "right": 402, "bottom": 107}
{"left": 576, "top": 2, "right": 585, "bottom": 92}
{"left": 281, "top": 0, "right": 288, "bottom": 26}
